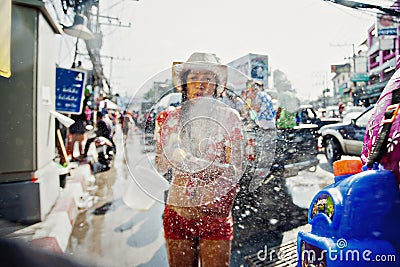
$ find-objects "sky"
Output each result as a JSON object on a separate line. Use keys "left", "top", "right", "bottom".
{"left": 97, "top": 0, "right": 395, "bottom": 101}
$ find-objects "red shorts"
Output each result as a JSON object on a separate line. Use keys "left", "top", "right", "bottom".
{"left": 163, "top": 205, "right": 234, "bottom": 241}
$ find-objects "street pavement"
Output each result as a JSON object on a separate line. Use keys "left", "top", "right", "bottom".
{"left": 3, "top": 125, "right": 342, "bottom": 267}
{"left": 65, "top": 126, "right": 340, "bottom": 267}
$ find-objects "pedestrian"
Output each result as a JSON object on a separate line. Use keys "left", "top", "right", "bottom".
{"left": 84, "top": 104, "right": 92, "bottom": 125}
{"left": 338, "top": 102, "right": 345, "bottom": 118}
{"left": 244, "top": 80, "right": 277, "bottom": 190}
{"left": 121, "top": 110, "right": 134, "bottom": 144}
{"left": 154, "top": 52, "right": 246, "bottom": 267}
{"left": 105, "top": 110, "right": 117, "bottom": 154}
{"left": 69, "top": 112, "right": 86, "bottom": 161}
{"left": 246, "top": 80, "right": 276, "bottom": 129}
{"left": 83, "top": 111, "right": 111, "bottom": 158}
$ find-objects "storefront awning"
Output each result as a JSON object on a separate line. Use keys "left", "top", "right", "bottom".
{"left": 49, "top": 110, "right": 75, "bottom": 128}
{"left": 100, "top": 99, "right": 119, "bottom": 110}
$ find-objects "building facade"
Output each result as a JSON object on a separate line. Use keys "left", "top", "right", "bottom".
{"left": 356, "top": 1, "right": 400, "bottom": 106}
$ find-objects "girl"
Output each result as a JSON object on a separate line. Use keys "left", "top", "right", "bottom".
{"left": 155, "top": 52, "right": 246, "bottom": 267}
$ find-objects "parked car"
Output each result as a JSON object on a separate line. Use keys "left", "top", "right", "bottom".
{"left": 342, "top": 111, "right": 363, "bottom": 124}
{"left": 153, "top": 92, "right": 181, "bottom": 114}
{"left": 341, "top": 105, "right": 366, "bottom": 123}
{"left": 321, "top": 105, "right": 374, "bottom": 164}
{"left": 326, "top": 105, "right": 340, "bottom": 118}
{"left": 342, "top": 105, "right": 365, "bottom": 115}
{"left": 297, "top": 105, "right": 341, "bottom": 130}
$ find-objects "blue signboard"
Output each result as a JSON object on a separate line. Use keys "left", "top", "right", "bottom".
{"left": 55, "top": 67, "right": 86, "bottom": 114}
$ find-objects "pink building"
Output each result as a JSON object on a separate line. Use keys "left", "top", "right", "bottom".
{"left": 360, "top": 0, "right": 400, "bottom": 105}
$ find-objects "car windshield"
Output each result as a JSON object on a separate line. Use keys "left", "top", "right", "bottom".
{"left": 342, "top": 111, "right": 363, "bottom": 124}
{"left": 4, "top": 1, "right": 399, "bottom": 267}
{"left": 355, "top": 107, "right": 374, "bottom": 128}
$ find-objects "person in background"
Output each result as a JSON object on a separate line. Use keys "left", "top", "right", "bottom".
{"left": 84, "top": 105, "right": 92, "bottom": 125}
{"left": 105, "top": 110, "right": 117, "bottom": 154}
{"left": 246, "top": 80, "right": 276, "bottom": 129}
{"left": 121, "top": 110, "right": 134, "bottom": 144}
{"left": 132, "top": 111, "right": 139, "bottom": 125}
{"left": 338, "top": 102, "right": 345, "bottom": 118}
{"left": 83, "top": 111, "right": 111, "bottom": 158}
{"left": 220, "top": 88, "right": 239, "bottom": 112}
{"left": 69, "top": 112, "right": 86, "bottom": 161}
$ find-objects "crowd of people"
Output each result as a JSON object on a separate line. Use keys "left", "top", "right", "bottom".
{"left": 66, "top": 103, "right": 137, "bottom": 161}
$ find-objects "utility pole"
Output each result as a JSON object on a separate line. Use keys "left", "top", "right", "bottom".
{"left": 330, "top": 43, "right": 356, "bottom": 67}
{"left": 87, "top": 0, "right": 132, "bottom": 98}
{"left": 100, "top": 55, "right": 131, "bottom": 95}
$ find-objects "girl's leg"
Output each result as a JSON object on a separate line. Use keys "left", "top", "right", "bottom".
{"left": 165, "top": 238, "right": 198, "bottom": 267}
{"left": 199, "top": 239, "right": 231, "bottom": 267}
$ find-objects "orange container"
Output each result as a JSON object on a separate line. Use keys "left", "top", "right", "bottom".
{"left": 333, "top": 159, "right": 363, "bottom": 177}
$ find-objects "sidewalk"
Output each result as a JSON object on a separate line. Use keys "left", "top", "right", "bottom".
{"left": 8, "top": 160, "right": 94, "bottom": 254}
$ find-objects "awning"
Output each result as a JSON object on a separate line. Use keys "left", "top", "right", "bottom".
{"left": 359, "top": 91, "right": 382, "bottom": 100}
{"left": 49, "top": 110, "right": 75, "bottom": 127}
{"left": 366, "top": 80, "right": 388, "bottom": 93}
{"left": 100, "top": 99, "right": 119, "bottom": 110}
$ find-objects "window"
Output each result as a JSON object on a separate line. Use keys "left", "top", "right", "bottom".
{"left": 356, "top": 108, "right": 374, "bottom": 128}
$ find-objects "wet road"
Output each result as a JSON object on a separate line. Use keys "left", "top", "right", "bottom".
{"left": 67, "top": 126, "right": 338, "bottom": 267}
{"left": 67, "top": 128, "right": 168, "bottom": 266}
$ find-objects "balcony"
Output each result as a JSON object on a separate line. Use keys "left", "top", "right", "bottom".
{"left": 367, "top": 40, "right": 380, "bottom": 56}
{"left": 369, "top": 57, "right": 396, "bottom": 76}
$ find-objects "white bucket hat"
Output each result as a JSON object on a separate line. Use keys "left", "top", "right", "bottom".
{"left": 172, "top": 52, "right": 227, "bottom": 95}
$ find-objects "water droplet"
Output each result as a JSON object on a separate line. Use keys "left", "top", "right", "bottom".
{"left": 270, "top": 218, "right": 278, "bottom": 225}
{"left": 250, "top": 206, "right": 258, "bottom": 212}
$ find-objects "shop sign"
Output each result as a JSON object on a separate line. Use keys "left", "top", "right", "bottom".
{"left": 55, "top": 67, "right": 86, "bottom": 114}
{"left": 351, "top": 73, "right": 370, "bottom": 82}
{"left": 377, "top": 14, "right": 398, "bottom": 36}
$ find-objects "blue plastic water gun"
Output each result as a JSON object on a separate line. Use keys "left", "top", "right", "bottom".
{"left": 297, "top": 159, "right": 400, "bottom": 266}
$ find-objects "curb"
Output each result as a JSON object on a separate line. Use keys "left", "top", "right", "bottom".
{"left": 30, "top": 163, "right": 92, "bottom": 253}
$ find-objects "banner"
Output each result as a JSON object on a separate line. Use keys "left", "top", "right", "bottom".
{"left": 250, "top": 54, "right": 269, "bottom": 88}
{"left": 0, "top": 0, "right": 11, "bottom": 78}
{"left": 331, "top": 63, "right": 350, "bottom": 74}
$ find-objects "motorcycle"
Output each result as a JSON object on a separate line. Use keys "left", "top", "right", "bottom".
{"left": 94, "top": 136, "right": 114, "bottom": 172}
{"left": 85, "top": 125, "right": 114, "bottom": 173}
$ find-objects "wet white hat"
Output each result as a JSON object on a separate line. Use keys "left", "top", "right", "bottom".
{"left": 172, "top": 52, "right": 227, "bottom": 95}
